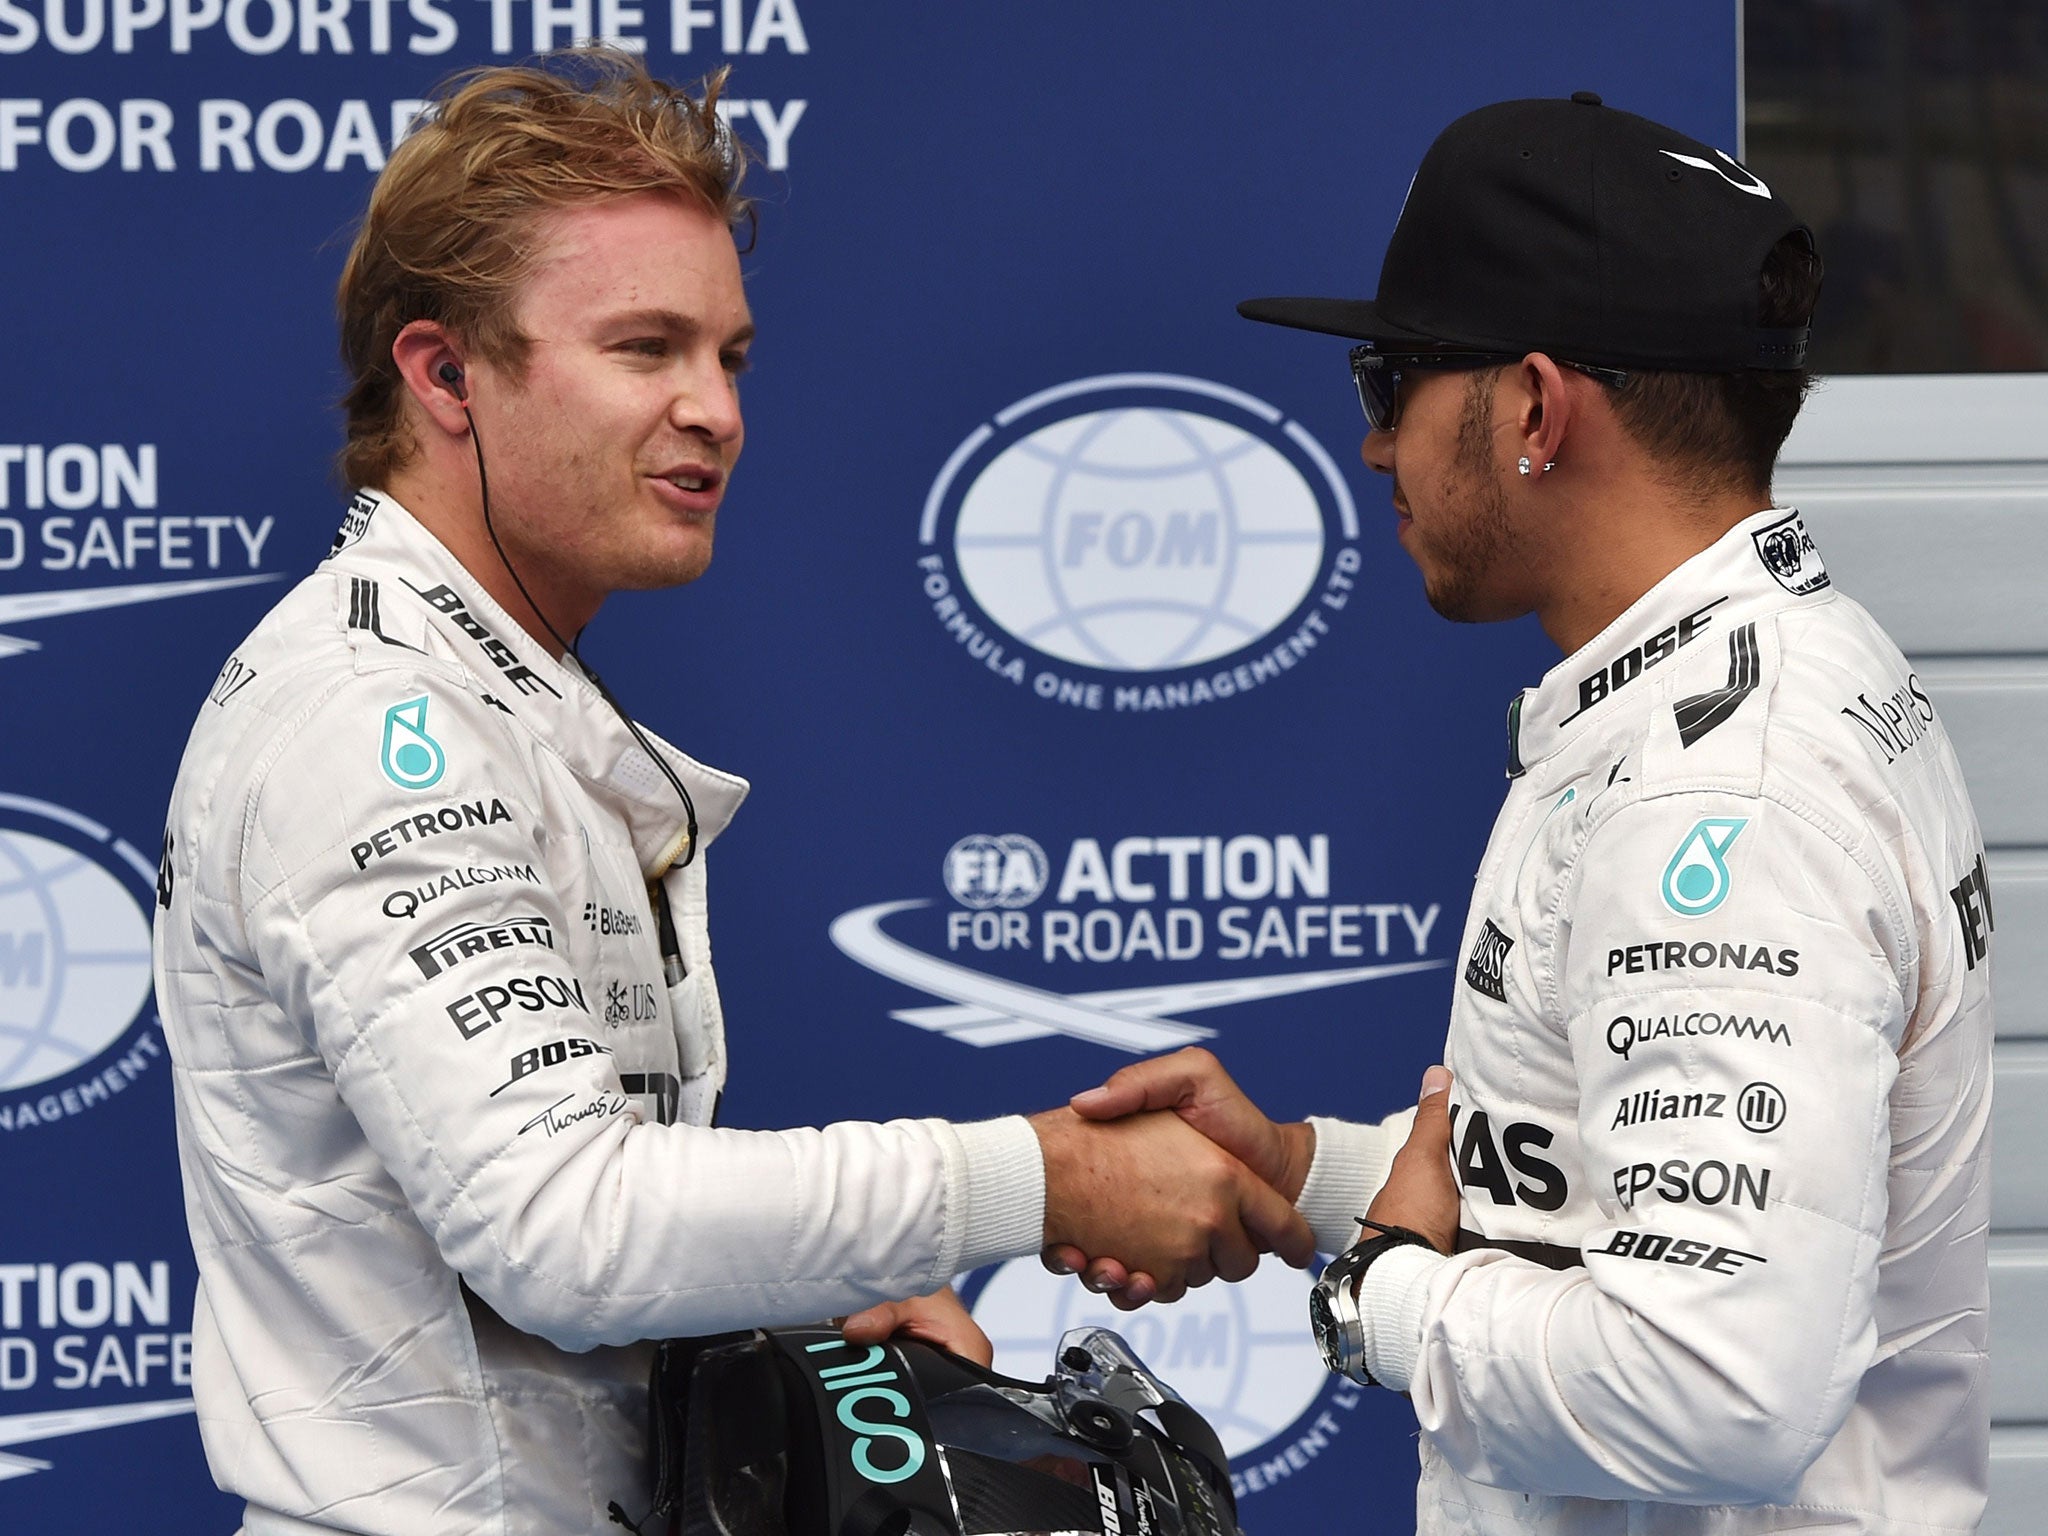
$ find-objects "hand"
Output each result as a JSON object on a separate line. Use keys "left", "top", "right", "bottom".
{"left": 1361, "top": 1065, "right": 1458, "bottom": 1253}
{"left": 1033, "top": 1105, "right": 1314, "bottom": 1306}
{"left": 1043, "top": 1048, "right": 1314, "bottom": 1299}
{"left": 841, "top": 1284, "right": 992, "bottom": 1366}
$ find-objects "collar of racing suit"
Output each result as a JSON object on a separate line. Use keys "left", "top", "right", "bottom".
{"left": 1505, "top": 506, "right": 1837, "bottom": 780}
{"left": 326, "top": 487, "right": 750, "bottom": 877}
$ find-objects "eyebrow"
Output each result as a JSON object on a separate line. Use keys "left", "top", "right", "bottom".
{"left": 604, "top": 307, "right": 755, "bottom": 346}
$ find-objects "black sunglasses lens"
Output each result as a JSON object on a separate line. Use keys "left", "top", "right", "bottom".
{"left": 1351, "top": 357, "right": 1397, "bottom": 431}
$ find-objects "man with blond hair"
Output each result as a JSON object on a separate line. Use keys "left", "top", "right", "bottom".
{"left": 154, "top": 52, "right": 1307, "bottom": 1535}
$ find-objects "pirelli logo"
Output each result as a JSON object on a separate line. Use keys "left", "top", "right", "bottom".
{"left": 410, "top": 916, "right": 555, "bottom": 979}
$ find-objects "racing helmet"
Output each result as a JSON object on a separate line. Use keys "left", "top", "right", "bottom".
{"left": 623, "top": 1323, "right": 1243, "bottom": 1536}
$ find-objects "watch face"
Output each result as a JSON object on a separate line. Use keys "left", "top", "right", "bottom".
{"left": 1308, "top": 1281, "right": 1344, "bottom": 1374}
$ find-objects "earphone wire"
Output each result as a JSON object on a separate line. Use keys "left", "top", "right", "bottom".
{"left": 460, "top": 403, "right": 701, "bottom": 871}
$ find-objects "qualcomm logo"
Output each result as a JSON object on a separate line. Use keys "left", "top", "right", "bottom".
{"left": 0, "top": 795, "right": 163, "bottom": 1130}
{"left": 914, "top": 375, "right": 1362, "bottom": 713}
{"left": 830, "top": 832, "right": 1447, "bottom": 1054}
{"left": 966, "top": 1253, "right": 1364, "bottom": 1499}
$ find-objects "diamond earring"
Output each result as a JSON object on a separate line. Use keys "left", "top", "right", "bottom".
{"left": 1517, "top": 457, "right": 1558, "bottom": 476}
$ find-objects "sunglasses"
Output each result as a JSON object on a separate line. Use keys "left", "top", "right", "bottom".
{"left": 1349, "top": 345, "right": 1631, "bottom": 432}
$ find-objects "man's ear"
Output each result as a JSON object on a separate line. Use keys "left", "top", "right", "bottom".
{"left": 391, "top": 321, "right": 473, "bottom": 439}
{"left": 1514, "top": 354, "right": 1574, "bottom": 478}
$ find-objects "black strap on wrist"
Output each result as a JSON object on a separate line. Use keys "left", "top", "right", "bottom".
{"left": 1353, "top": 1219, "right": 1436, "bottom": 1254}
{"left": 1344, "top": 1220, "right": 1439, "bottom": 1389}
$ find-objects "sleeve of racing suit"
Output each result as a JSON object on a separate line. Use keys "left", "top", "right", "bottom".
{"left": 1358, "top": 791, "right": 1908, "bottom": 1505}
{"left": 1297, "top": 1108, "right": 1416, "bottom": 1254}
{"left": 237, "top": 672, "right": 1044, "bottom": 1351}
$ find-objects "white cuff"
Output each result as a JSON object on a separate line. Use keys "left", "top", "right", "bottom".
{"left": 1296, "top": 1109, "right": 1415, "bottom": 1255}
{"left": 1359, "top": 1241, "right": 1442, "bottom": 1393}
{"left": 943, "top": 1115, "right": 1046, "bottom": 1276}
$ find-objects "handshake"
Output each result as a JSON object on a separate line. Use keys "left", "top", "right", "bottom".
{"left": 1029, "top": 1046, "right": 1321, "bottom": 1307}
{"left": 843, "top": 1048, "right": 1460, "bottom": 1362}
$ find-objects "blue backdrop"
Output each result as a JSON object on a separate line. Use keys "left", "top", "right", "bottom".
{"left": 0, "top": 3, "right": 1738, "bottom": 1527}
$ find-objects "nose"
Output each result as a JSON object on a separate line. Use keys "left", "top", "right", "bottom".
{"left": 673, "top": 355, "right": 744, "bottom": 450}
{"left": 1359, "top": 428, "right": 1396, "bottom": 476}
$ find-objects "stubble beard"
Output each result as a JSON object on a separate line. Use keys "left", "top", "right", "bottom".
{"left": 1419, "top": 370, "right": 1518, "bottom": 624}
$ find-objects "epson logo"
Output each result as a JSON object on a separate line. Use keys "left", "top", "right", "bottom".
{"left": 1611, "top": 1158, "right": 1772, "bottom": 1212}
{"left": 410, "top": 915, "right": 553, "bottom": 978}
{"left": 446, "top": 974, "right": 587, "bottom": 1039}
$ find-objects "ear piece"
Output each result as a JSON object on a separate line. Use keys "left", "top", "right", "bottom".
{"left": 436, "top": 361, "right": 467, "bottom": 401}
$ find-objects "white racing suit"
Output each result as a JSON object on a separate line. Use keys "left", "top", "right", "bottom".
{"left": 1294, "top": 508, "right": 1992, "bottom": 1533}
{"left": 152, "top": 491, "right": 1045, "bottom": 1536}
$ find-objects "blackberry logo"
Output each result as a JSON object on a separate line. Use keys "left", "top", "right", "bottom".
{"left": 583, "top": 901, "right": 644, "bottom": 937}
{"left": 916, "top": 375, "right": 1361, "bottom": 711}
{"left": 1462, "top": 918, "right": 1512, "bottom": 1002}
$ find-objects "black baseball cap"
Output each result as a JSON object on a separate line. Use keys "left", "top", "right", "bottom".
{"left": 1240, "top": 92, "right": 1815, "bottom": 371}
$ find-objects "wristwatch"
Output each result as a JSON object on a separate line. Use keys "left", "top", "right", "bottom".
{"left": 1308, "top": 1221, "right": 1437, "bottom": 1386}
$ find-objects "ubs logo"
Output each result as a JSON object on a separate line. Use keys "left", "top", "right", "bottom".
{"left": 915, "top": 375, "right": 1362, "bottom": 712}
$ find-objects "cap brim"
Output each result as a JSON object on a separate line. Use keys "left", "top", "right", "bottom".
{"left": 1236, "top": 296, "right": 1446, "bottom": 345}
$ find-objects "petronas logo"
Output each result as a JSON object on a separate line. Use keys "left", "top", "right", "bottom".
{"left": 380, "top": 695, "right": 446, "bottom": 791}
{"left": 1661, "top": 818, "right": 1746, "bottom": 918}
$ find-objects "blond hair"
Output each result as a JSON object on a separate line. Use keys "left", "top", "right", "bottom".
{"left": 335, "top": 49, "right": 750, "bottom": 489}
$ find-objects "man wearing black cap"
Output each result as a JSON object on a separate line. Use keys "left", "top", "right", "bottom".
{"left": 1059, "top": 94, "right": 1993, "bottom": 1532}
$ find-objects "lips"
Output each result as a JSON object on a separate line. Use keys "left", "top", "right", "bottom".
{"left": 659, "top": 464, "right": 721, "bottom": 494}
{"left": 648, "top": 464, "right": 724, "bottom": 515}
